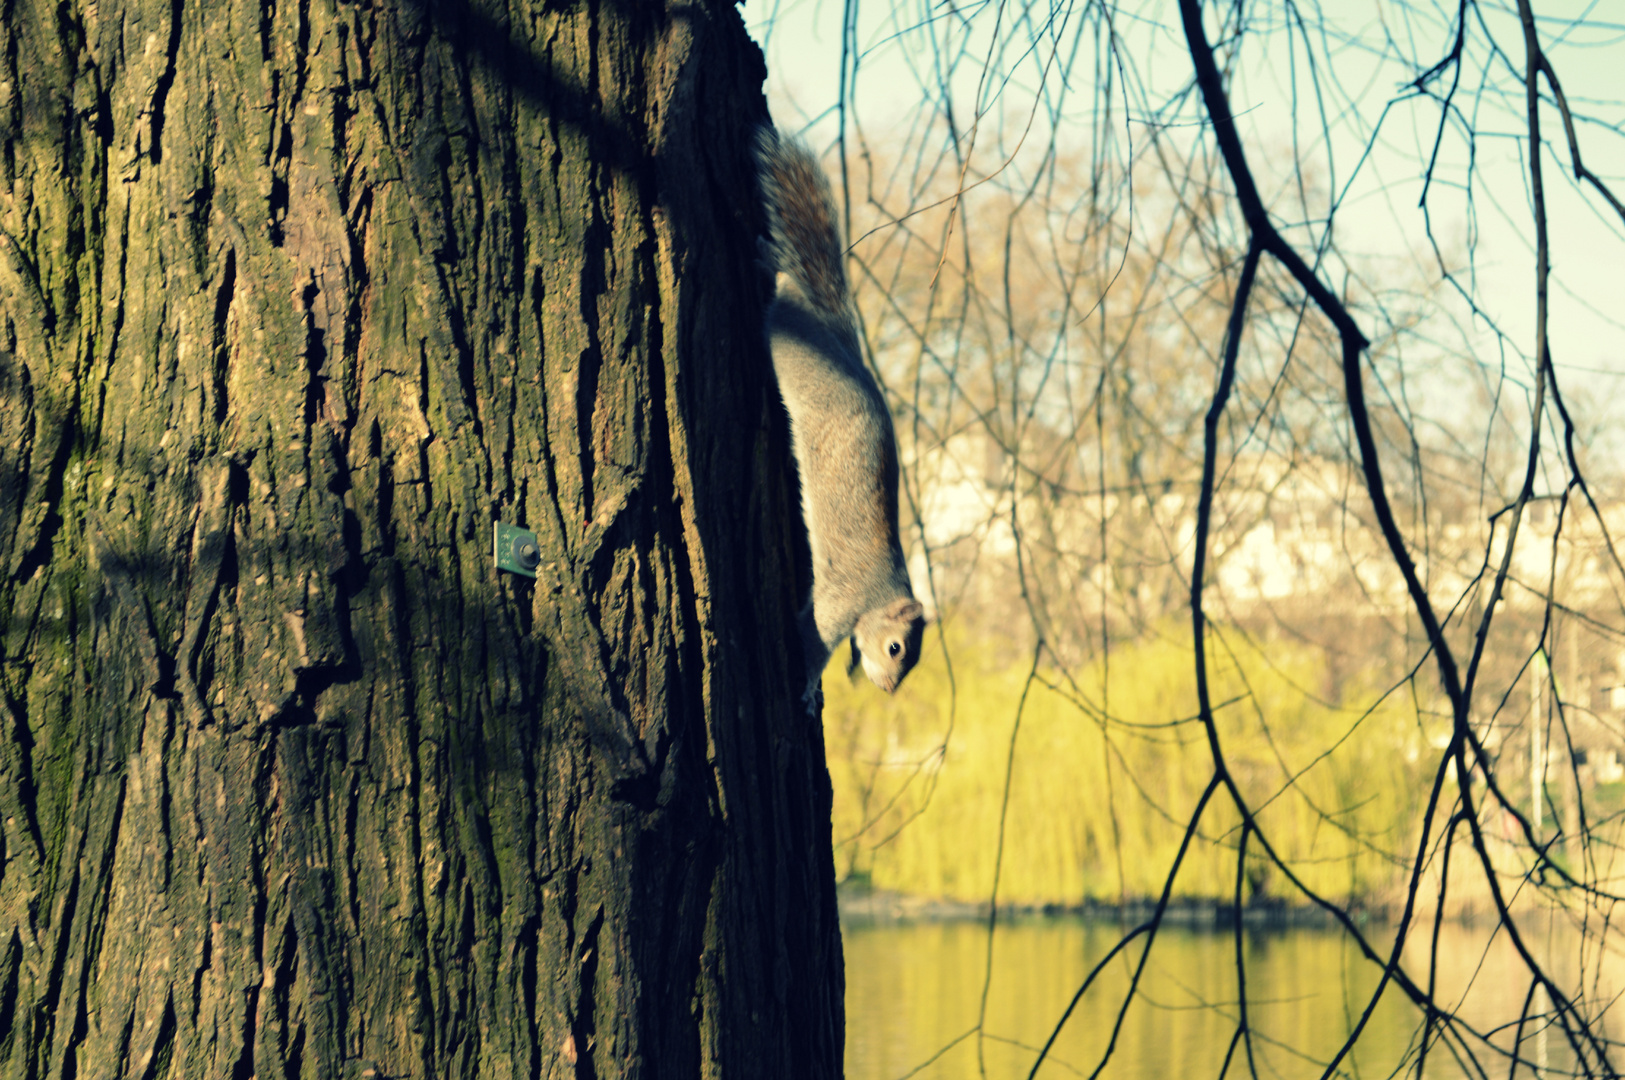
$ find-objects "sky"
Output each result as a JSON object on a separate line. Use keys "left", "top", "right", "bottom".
{"left": 742, "top": 0, "right": 1625, "bottom": 474}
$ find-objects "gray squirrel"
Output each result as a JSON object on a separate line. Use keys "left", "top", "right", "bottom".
{"left": 753, "top": 127, "right": 927, "bottom": 701}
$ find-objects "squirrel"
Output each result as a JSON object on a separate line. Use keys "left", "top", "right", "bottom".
{"left": 753, "top": 126, "right": 927, "bottom": 702}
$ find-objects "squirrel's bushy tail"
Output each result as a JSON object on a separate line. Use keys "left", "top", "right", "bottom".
{"left": 753, "top": 127, "right": 852, "bottom": 320}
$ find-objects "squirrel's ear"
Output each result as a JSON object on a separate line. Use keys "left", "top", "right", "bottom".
{"left": 889, "top": 598, "right": 925, "bottom": 623}
{"left": 846, "top": 637, "right": 863, "bottom": 679}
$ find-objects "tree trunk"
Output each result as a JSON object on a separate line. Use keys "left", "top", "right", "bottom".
{"left": 0, "top": 0, "right": 843, "bottom": 1076}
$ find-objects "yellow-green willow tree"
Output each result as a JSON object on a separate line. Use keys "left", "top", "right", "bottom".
{"left": 0, "top": 1, "right": 842, "bottom": 1076}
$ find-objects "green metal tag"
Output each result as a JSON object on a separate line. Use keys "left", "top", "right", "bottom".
{"left": 494, "top": 521, "right": 540, "bottom": 578}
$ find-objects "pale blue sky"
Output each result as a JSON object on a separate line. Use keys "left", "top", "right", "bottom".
{"left": 745, "top": 0, "right": 1624, "bottom": 473}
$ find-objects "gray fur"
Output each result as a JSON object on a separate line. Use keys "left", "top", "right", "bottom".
{"left": 754, "top": 127, "right": 927, "bottom": 698}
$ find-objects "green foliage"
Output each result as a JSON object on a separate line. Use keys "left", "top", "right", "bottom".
{"left": 824, "top": 624, "right": 1433, "bottom": 907}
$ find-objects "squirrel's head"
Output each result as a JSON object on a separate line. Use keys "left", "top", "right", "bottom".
{"left": 851, "top": 598, "right": 927, "bottom": 694}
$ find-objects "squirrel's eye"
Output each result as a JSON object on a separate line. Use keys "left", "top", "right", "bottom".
{"left": 888, "top": 641, "right": 901, "bottom": 658}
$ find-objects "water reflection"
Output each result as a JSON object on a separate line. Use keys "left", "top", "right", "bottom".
{"left": 844, "top": 914, "right": 1609, "bottom": 1079}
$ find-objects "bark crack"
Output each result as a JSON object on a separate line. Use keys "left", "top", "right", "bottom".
{"left": 146, "top": 0, "right": 184, "bottom": 165}
{"left": 570, "top": 905, "right": 603, "bottom": 1080}
{"left": 209, "top": 247, "right": 236, "bottom": 429}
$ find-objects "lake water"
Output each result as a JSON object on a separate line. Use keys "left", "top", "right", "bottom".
{"left": 843, "top": 913, "right": 1614, "bottom": 1079}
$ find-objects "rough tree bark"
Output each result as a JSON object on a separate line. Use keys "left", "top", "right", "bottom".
{"left": 0, "top": 0, "right": 843, "bottom": 1076}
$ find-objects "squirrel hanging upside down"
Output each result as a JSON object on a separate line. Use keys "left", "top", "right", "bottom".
{"left": 753, "top": 126, "right": 927, "bottom": 703}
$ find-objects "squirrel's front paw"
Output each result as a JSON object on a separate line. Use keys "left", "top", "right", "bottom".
{"left": 801, "top": 678, "right": 823, "bottom": 715}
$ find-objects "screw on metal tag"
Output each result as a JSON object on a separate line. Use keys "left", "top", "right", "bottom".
{"left": 494, "top": 521, "right": 541, "bottom": 578}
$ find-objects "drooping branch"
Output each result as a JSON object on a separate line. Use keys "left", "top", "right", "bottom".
{"left": 1172, "top": 3, "right": 1621, "bottom": 1077}
{"left": 1176, "top": 0, "right": 1468, "bottom": 716}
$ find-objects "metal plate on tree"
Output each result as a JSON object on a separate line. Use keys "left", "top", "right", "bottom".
{"left": 494, "top": 521, "right": 541, "bottom": 578}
